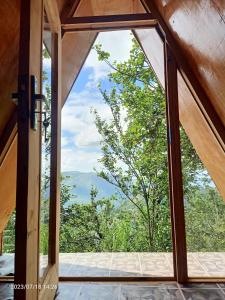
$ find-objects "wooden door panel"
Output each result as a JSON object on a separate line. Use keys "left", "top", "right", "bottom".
{"left": 14, "top": 1, "right": 60, "bottom": 299}
{"left": 14, "top": 0, "right": 43, "bottom": 298}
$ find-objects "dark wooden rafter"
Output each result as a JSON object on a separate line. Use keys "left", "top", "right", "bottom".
{"left": 141, "top": 0, "right": 225, "bottom": 153}
{"left": 62, "top": 13, "right": 157, "bottom": 32}
{"left": 164, "top": 42, "right": 187, "bottom": 283}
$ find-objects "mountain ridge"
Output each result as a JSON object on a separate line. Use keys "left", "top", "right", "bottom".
{"left": 62, "top": 170, "right": 119, "bottom": 203}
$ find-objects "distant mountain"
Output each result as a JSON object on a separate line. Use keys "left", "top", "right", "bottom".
{"left": 62, "top": 171, "right": 120, "bottom": 204}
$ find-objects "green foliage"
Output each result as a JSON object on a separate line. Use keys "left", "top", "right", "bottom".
{"left": 3, "top": 211, "right": 15, "bottom": 253}
{"left": 92, "top": 38, "right": 202, "bottom": 251}
{"left": 3, "top": 37, "right": 225, "bottom": 257}
{"left": 40, "top": 223, "right": 49, "bottom": 255}
{"left": 58, "top": 37, "right": 224, "bottom": 254}
{"left": 186, "top": 185, "right": 225, "bottom": 252}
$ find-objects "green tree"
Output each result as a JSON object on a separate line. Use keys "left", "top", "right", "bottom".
{"left": 3, "top": 211, "right": 15, "bottom": 253}
{"left": 185, "top": 183, "right": 225, "bottom": 252}
{"left": 59, "top": 184, "right": 116, "bottom": 252}
{"left": 92, "top": 38, "right": 203, "bottom": 251}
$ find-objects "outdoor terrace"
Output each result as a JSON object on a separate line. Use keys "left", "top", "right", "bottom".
{"left": 1, "top": 252, "right": 225, "bottom": 278}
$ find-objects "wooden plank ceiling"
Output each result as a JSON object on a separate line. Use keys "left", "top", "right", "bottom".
{"left": 0, "top": 0, "right": 225, "bottom": 233}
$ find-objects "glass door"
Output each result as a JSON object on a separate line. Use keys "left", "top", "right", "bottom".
{"left": 14, "top": 1, "right": 61, "bottom": 299}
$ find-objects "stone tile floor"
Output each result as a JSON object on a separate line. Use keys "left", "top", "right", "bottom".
{"left": 55, "top": 282, "right": 225, "bottom": 299}
{"left": 1, "top": 282, "right": 225, "bottom": 300}
{"left": 59, "top": 252, "right": 225, "bottom": 278}
{"left": 1, "top": 252, "right": 225, "bottom": 278}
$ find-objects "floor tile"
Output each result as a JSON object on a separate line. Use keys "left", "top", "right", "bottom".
{"left": 57, "top": 252, "right": 225, "bottom": 278}
{"left": 0, "top": 283, "right": 14, "bottom": 300}
{"left": 77, "top": 284, "right": 120, "bottom": 300}
{"left": 181, "top": 288, "right": 225, "bottom": 300}
{"left": 139, "top": 253, "right": 173, "bottom": 277}
{"left": 189, "top": 253, "right": 225, "bottom": 277}
{"left": 55, "top": 283, "right": 82, "bottom": 300}
{"left": 120, "top": 286, "right": 183, "bottom": 300}
{"left": 0, "top": 254, "right": 14, "bottom": 276}
{"left": 218, "top": 284, "right": 225, "bottom": 288}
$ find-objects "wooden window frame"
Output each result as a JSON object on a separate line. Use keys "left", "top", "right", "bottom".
{"left": 58, "top": 20, "right": 184, "bottom": 283}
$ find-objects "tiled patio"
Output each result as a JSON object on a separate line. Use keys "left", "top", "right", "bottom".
{"left": 1, "top": 252, "right": 225, "bottom": 278}
{"left": 59, "top": 252, "right": 225, "bottom": 278}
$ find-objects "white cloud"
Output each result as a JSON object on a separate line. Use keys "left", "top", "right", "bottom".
{"left": 61, "top": 31, "right": 132, "bottom": 172}
{"left": 84, "top": 30, "right": 133, "bottom": 82}
{"left": 61, "top": 148, "right": 102, "bottom": 172}
{"left": 75, "top": 125, "right": 101, "bottom": 147}
{"left": 62, "top": 89, "right": 113, "bottom": 137}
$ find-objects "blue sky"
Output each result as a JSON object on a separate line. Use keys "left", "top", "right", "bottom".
{"left": 60, "top": 30, "right": 133, "bottom": 172}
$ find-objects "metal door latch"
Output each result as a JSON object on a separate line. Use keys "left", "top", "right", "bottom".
{"left": 12, "top": 75, "right": 48, "bottom": 131}
{"left": 31, "top": 75, "right": 46, "bottom": 130}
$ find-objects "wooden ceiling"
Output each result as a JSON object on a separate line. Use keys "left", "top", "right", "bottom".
{"left": 0, "top": 0, "right": 225, "bottom": 232}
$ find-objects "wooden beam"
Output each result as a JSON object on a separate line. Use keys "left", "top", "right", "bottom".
{"left": 164, "top": 42, "right": 187, "bottom": 283}
{"left": 59, "top": 276, "right": 175, "bottom": 282}
{"left": 49, "top": 32, "right": 61, "bottom": 266}
{"left": 141, "top": 0, "right": 225, "bottom": 152}
{"left": 60, "top": 0, "right": 81, "bottom": 24}
{"left": 62, "top": 13, "right": 157, "bottom": 32}
{"left": 44, "top": 0, "right": 61, "bottom": 33}
{"left": 0, "top": 233, "right": 3, "bottom": 256}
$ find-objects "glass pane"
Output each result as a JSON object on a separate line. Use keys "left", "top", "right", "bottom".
{"left": 59, "top": 30, "right": 174, "bottom": 278}
{"left": 39, "top": 38, "right": 52, "bottom": 278}
{"left": 0, "top": 210, "right": 15, "bottom": 276}
{"left": 179, "top": 79, "right": 225, "bottom": 278}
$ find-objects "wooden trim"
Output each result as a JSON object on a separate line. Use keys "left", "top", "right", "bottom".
{"left": 39, "top": 265, "right": 58, "bottom": 300}
{"left": 49, "top": 31, "right": 61, "bottom": 266}
{"left": 38, "top": 14, "right": 61, "bottom": 300}
{"left": 0, "top": 276, "right": 14, "bottom": 282}
{"left": 59, "top": 276, "right": 175, "bottom": 282}
{"left": 164, "top": 42, "right": 187, "bottom": 283}
{"left": 44, "top": 0, "right": 61, "bottom": 33}
{"left": 0, "top": 232, "right": 3, "bottom": 256}
{"left": 0, "top": 111, "right": 17, "bottom": 167}
{"left": 166, "top": 131, "right": 177, "bottom": 282}
{"left": 62, "top": 13, "right": 157, "bottom": 32}
{"left": 1, "top": 276, "right": 224, "bottom": 283}
{"left": 187, "top": 278, "right": 225, "bottom": 283}
{"left": 63, "top": 24, "right": 155, "bottom": 33}
{"left": 141, "top": 0, "right": 225, "bottom": 152}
